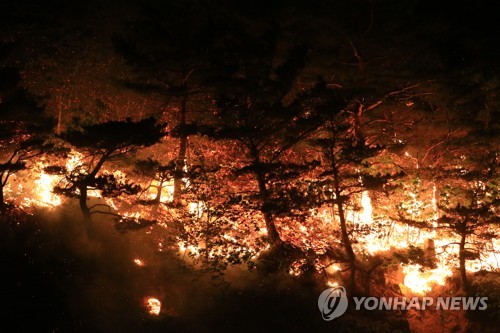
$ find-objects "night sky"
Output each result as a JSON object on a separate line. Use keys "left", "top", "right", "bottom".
{"left": 1, "top": 0, "right": 499, "bottom": 128}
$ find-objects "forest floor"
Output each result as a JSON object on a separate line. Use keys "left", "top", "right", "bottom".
{"left": 0, "top": 206, "right": 497, "bottom": 333}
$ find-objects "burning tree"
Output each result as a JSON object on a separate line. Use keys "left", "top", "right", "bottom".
{"left": 112, "top": 2, "right": 225, "bottom": 206}
{"left": 0, "top": 66, "right": 55, "bottom": 210}
{"left": 54, "top": 117, "right": 166, "bottom": 222}
{"left": 308, "top": 85, "right": 402, "bottom": 294}
{"left": 207, "top": 31, "right": 320, "bottom": 263}
{"left": 437, "top": 158, "right": 499, "bottom": 294}
{"left": 134, "top": 158, "right": 175, "bottom": 205}
{"left": 177, "top": 165, "right": 266, "bottom": 276}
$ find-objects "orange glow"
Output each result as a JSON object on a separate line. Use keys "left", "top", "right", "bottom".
{"left": 147, "top": 180, "right": 174, "bottom": 203}
{"left": 65, "top": 150, "right": 84, "bottom": 173}
{"left": 359, "top": 191, "right": 373, "bottom": 224}
{"left": 34, "top": 171, "right": 62, "bottom": 207}
{"left": 326, "top": 280, "right": 339, "bottom": 288}
{"left": 133, "top": 258, "right": 145, "bottom": 267}
{"left": 144, "top": 297, "right": 161, "bottom": 315}
{"left": 178, "top": 241, "right": 201, "bottom": 257}
{"left": 401, "top": 263, "right": 452, "bottom": 295}
{"left": 4, "top": 145, "right": 497, "bottom": 298}
{"left": 289, "top": 259, "right": 306, "bottom": 276}
{"left": 13, "top": 159, "right": 65, "bottom": 208}
{"left": 188, "top": 201, "right": 205, "bottom": 218}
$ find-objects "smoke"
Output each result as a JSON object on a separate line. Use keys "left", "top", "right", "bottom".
{"left": 0, "top": 205, "right": 275, "bottom": 332}
{"left": 0, "top": 204, "right": 420, "bottom": 333}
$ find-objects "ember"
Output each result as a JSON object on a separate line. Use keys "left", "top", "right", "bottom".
{"left": 144, "top": 297, "right": 161, "bottom": 316}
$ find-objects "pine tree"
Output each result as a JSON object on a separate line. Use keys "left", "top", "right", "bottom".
{"left": 54, "top": 117, "right": 166, "bottom": 222}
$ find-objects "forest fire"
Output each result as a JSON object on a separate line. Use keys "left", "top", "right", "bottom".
{"left": 1, "top": 2, "right": 498, "bottom": 331}
{"left": 4, "top": 152, "right": 497, "bottom": 298}
{"left": 147, "top": 179, "right": 174, "bottom": 203}
{"left": 5, "top": 156, "right": 498, "bottom": 298}
{"left": 133, "top": 258, "right": 146, "bottom": 267}
{"left": 5, "top": 160, "right": 63, "bottom": 209}
{"left": 178, "top": 241, "right": 200, "bottom": 257}
{"left": 310, "top": 189, "right": 498, "bottom": 295}
{"left": 144, "top": 297, "right": 161, "bottom": 316}
{"left": 402, "top": 264, "right": 452, "bottom": 295}
{"left": 34, "top": 172, "right": 61, "bottom": 207}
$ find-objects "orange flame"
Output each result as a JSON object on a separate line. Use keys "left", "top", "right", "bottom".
{"left": 133, "top": 258, "right": 146, "bottom": 267}
{"left": 144, "top": 297, "right": 161, "bottom": 315}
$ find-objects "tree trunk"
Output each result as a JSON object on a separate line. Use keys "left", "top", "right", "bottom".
{"left": 154, "top": 179, "right": 163, "bottom": 204}
{"left": 57, "top": 93, "right": 62, "bottom": 135}
{"left": 484, "top": 103, "right": 490, "bottom": 131}
{"left": 173, "top": 94, "right": 188, "bottom": 206}
{"left": 263, "top": 211, "right": 281, "bottom": 246}
{"left": 459, "top": 229, "right": 470, "bottom": 294}
{"left": 0, "top": 184, "right": 5, "bottom": 212}
{"left": 255, "top": 170, "right": 281, "bottom": 246}
{"left": 89, "top": 151, "right": 112, "bottom": 178}
{"left": 336, "top": 193, "right": 357, "bottom": 294}
{"left": 79, "top": 151, "right": 110, "bottom": 223}
{"left": 79, "top": 186, "right": 91, "bottom": 222}
{"left": 332, "top": 154, "right": 357, "bottom": 294}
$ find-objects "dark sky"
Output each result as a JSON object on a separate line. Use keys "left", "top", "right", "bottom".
{"left": 1, "top": 0, "right": 498, "bottom": 74}
{"left": 1, "top": 0, "right": 498, "bottom": 130}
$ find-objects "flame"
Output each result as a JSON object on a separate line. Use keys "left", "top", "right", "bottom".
{"left": 188, "top": 201, "right": 205, "bottom": 218}
{"left": 11, "top": 150, "right": 134, "bottom": 209}
{"left": 144, "top": 297, "right": 161, "bottom": 315}
{"left": 12, "top": 159, "right": 65, "bottom": 208}
{"left": 26, "top": 150, "right": 94, "bottom": 208}
{"left": 65, "top": 151, "right": 83, "bottom": 172}
{"left": 289, "top": 259, "right": 307, "bottom": 276}
{"left": 325, "top": 263, "right": 342, "bottom": 275}
{"left": 145, "top": 164, "right": 188, "bottom": 203}
{"left": 326, "top": 280, "right": 339, "bottom": 288}
{"left": 178, "top": 241, "right": 201, "bottom": 257}
{"left": 33, "top": 172, "right": 61, "bottom": 207}
{"left": 306, "top": 189, "right": 489, "bottom": 295}
{"left": 5, "top": 145, "right": 498, "bottom": 298}
{"left": 402, "top": 263, "right": 452, "bottom": 295}
{"left": 148, "top": 180, "right": 174, "bottom": 203}
{"left": 64, "top": 150, "right": 101, "bottom": 198}
{"left": 133, "top": 258, "right": 145, "bottom": 267}
{"left": 359, "top": 191, "right": 373, "bottom": 224}
{"left": 123, "top": 211, "right": 141, "bottom": 221}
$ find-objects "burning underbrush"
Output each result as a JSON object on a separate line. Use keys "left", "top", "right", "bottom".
{"left": 4, "top": 150, "right": 500, "bottom": 296}
{"left": 0, "top": 143, "right": 498, "bottom": 333}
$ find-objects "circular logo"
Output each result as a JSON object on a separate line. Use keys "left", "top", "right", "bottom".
{"left": 318, "top": 286, "right": 348, "bottom": 320}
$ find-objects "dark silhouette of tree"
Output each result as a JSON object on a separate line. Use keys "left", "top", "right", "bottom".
{"left": 309, "top": 83, "right": 401, "bottom": 294}
{"left": 177, "top": 164, "right": 266, "bottom": 277}
{"left": 112, "top": 1, "right": 225, "bottom": 206}
{"left": 206, "top": 27, "right": 323, "bottom": 268}
{"left": 134, "top": 158, "right": 175, "bottom": 204}
{"left": 437, "top": 160, "right": 499, "bottom": 294}
{"left": 392, "top": 146, "right": 499, "bottom": 296}
{"left": 54, "top": 117, "right": 166, "bottom": 222}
